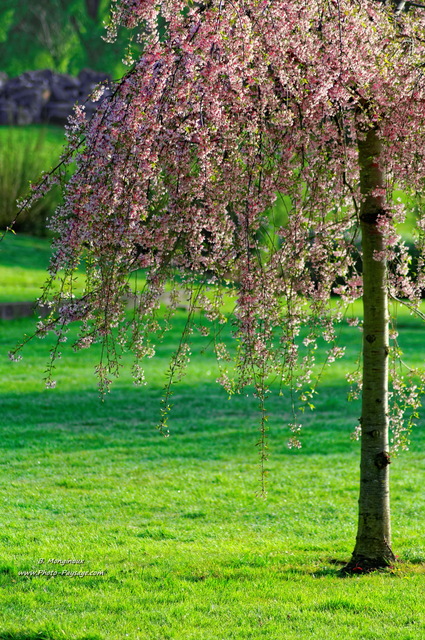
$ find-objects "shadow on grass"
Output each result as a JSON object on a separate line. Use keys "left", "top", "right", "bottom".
{"left": 0, "top": 634, "right": 100, "bottom": 640}
{"left": 0, "top": 379, "right": 363, "bottom": 459}
{"left": 0, "top": 234, "right": 53, "bottom": 271}
{"left": 276, "top": 564, "right": 398, "bottom": 579}
{"left": 274, "top": 566, "right": 344, "bottom": 579}
{"left": 0, "top": 634, "right": 55, "bottom": 640}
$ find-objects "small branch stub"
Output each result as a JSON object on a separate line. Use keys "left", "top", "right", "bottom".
{"left": 375, "top": 451, "right": 391, "bottom": 469}
{"left": 359, "top": 209, "right": 387, "bottom": 225}
{"left": 367, "top": 429, "right": 381, "bottom": 438}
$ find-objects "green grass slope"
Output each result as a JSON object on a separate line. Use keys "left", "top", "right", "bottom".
{"left": 0, "top": 234, "right": 424, "bottom": 639}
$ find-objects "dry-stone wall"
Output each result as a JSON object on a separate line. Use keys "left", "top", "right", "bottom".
{"left": 0, "top": 69, "right": 112, "bottom": 125}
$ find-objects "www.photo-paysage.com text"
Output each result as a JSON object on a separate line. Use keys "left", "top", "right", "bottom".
{"left": 17, "top": 558, "right": 107, "bottom": 577}
{"left": 18, "top": 569, "right": 107, "bottom": 577}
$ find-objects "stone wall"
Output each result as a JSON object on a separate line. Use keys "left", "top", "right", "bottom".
{"left": 0, "top": 69, "right": 112, "bottom": 126}
{"left": 0, "top": 301, "right": 50, "bottom": 320}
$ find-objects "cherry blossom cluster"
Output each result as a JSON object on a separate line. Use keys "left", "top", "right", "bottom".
{"left": 10, "top": 0, "right": 425, "bottom": 454}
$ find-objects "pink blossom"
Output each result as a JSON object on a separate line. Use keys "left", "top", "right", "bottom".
{"left": 9, "top": 0, "right": 425, "bottom": 450}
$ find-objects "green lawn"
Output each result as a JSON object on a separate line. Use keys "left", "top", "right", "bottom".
{"left": 0, "top": 234, "right": 424, "bottom": 639}
{"left": 0, "top": 232, "right": 85, "bottom": 303}
{"left": 0, "top": 126, "right": 67, "bottom": 236}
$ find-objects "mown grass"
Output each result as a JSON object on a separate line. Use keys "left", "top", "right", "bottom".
{"left": 0, "top": 126, "right": 67, "bottom": 235}
{"left": 0, "top": 234, "right": 425, "bottom": 639}
{"left": 0, "top": 232, "right": 85, "bottom": 303}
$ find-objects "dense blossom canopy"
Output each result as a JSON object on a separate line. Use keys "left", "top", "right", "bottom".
{"left": 13, "top": 0, "right": 425, "bottom": 452}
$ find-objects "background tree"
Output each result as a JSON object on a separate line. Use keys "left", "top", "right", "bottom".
{"left": 11, "top": 0, "right": 425, "bottom": 571}
{"left": 0, "top": 0, "right": 134, "bottom": 77}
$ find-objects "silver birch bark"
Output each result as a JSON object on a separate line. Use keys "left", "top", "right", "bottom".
{"left": 346, "top": 127, "right": 395, "bottom": 571}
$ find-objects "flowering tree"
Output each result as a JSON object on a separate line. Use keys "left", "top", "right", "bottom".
{"left": 10, "top": 0, "right": 425, "bottom": 571}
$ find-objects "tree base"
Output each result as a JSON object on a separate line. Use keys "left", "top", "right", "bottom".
{"left": 341, "top": 552, "right": 396, "bottom": 575}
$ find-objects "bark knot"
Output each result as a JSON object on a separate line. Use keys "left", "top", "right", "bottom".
{"left": 367, "top": 429, "right": 380, "bottom": 438}
{"left": 359, "top": 208, "right": 387, "bottom": 225}
{"left": 365, "top": 334, "right": 376, "bottom": 343}
{"left": 374, "top": 451, "right": 391, "bottom": 469}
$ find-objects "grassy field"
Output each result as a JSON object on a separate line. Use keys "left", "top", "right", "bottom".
{"left": 0, "top": 126, "right": 67, "bottom": 235}
{"left": 0, "top": 235, "right": 425, "bottom": 639}
{"left": 0, "top": 232, "right": 86, "bottom": 303}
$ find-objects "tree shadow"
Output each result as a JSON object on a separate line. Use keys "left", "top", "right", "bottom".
{"left": 0, "top": 634, "right": 54, "bottom": 640}
{"left": 0, "top": 633, "right": 101, "bottom": 640}
{"left": 275, "top": 565, "right": 344, "bottom": 579}
{"left": 0, "top": 378, "right": 364, "bottom": 459}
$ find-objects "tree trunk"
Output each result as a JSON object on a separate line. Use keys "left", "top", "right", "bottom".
{"left": 85, "top": 0, "right": 101, "bottom": 21}
{"left": 345, "top": 127, "right": 395, "bottom": 572}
